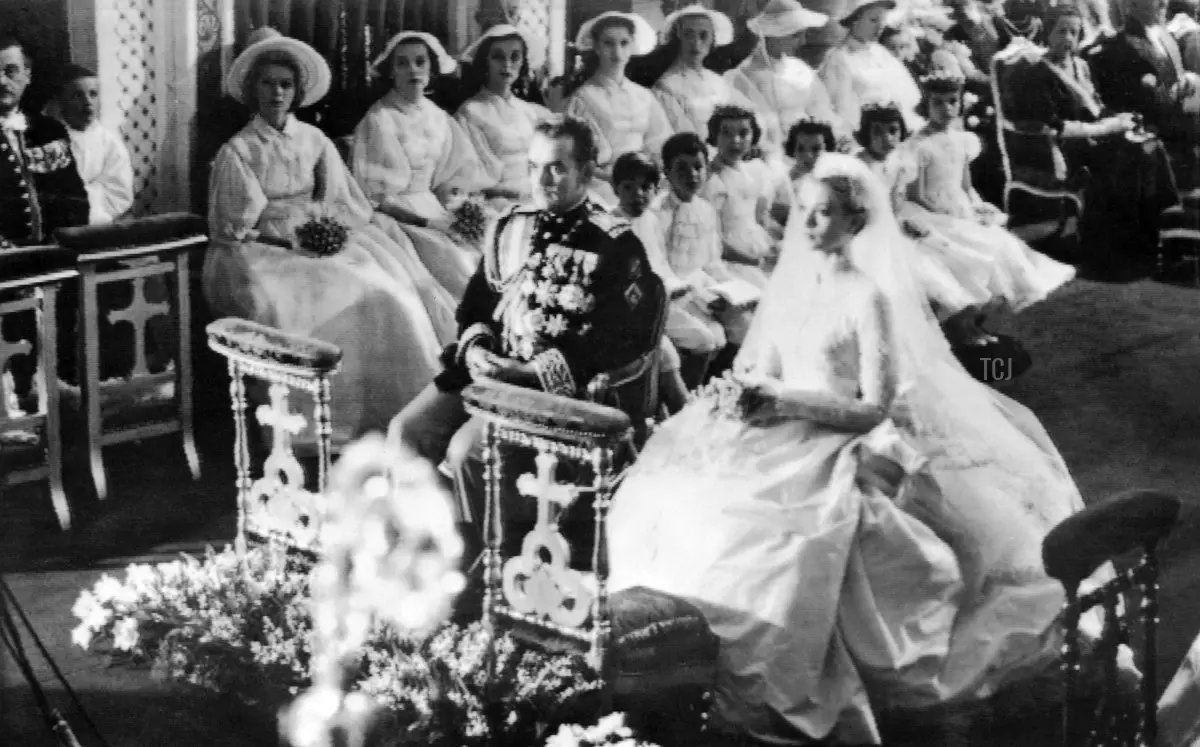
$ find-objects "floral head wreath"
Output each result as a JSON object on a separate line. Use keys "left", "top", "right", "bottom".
{"left": 919, "top": 67, "right": 967, "bottom": 87}
{"left": 860, "top": 99, "right": 904, "bottom": 116}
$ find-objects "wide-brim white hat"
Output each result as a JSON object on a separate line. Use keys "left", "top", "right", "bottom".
{"left": 575, "top": 11, "right": 659, "bottom": 55}
{"left": 460, "top": 24, "right": 532, "bottom": 64}
{"left": 226, "top": 28, "right": 332, "bottom": 109}
{"left": 663, "top": 4, "right": 736, "bottom": 47}
{"left": 748, "top": 0, "right": 830, "bottom": 36}
{"left": 839, "top": 0, "right": 898, "bottom": 22}
{"left": 373, "top": 31, "right": 457, "bottom": 76}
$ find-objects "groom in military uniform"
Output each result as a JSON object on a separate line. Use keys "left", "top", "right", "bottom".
{"left": 389, "top": 113, "right": 663, "bottom": 522}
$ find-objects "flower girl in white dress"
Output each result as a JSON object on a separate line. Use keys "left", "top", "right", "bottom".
{"left": 903, "top": 70, "right": 1076, "bottom": 312}
{"left": 608, "top": 154, "right": 1107, "bottom": 744}
{"left": 701, "top": 106, "right": 777, "bottom": 285}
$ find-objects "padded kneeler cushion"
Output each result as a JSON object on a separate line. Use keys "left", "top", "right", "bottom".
{"left": 57, "top": 212, "right": 207, "bottom": 252}
{"left": 607, "top": 586, "right": 719, "bottom": 696}
{"left": 206, "top": 317, "right": 343, "bottom": 373}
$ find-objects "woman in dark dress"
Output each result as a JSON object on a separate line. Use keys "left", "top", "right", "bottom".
{"left": 1004, "top": 1, "right": 1179, "bottom": 258}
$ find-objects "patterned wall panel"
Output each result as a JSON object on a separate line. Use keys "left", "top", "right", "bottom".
{"left": 107, "top": 0, "right": 166, "bottom": 215}
{"left": 509, "top": 0, "right": 551, "bottom": 70}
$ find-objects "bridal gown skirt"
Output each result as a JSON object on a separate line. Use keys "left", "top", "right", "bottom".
{"left": 607, "top": 394, "right": 1094, "bottom": 743}
{"left": 203, "top": 233, "right": 444, "bottom": 445}
{"left": 607, "top": 404, "right": 963, "bottom": 743}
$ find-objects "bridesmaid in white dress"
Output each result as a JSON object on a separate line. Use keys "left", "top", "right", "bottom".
{"left": 205, "top": 34, "right": 446, "bottom": 442}
{"left": 352, "top": 31, "right": 486, "bottom": 300}
{"left": 609, "top": 154, "right": 1113, "bottom": 743}
{"left": 726, "top": 0, "right": 849, "bottom": 163}
{"left": 820, "top": 0, "right": 924, "bottom": 133}
{"left": 454, "top": 24, "right": 550, "bottom": 214}
{"left": 652, "top": 4, "right": 757, "bottom": 137}
{"left": 563, "top": 10, "right": 673, "bottom": 207}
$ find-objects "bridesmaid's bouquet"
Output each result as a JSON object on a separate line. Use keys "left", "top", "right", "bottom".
{"left": 450, "top": 197, "right": 494, "bottom": 247}
{"left": 295, "top": 213, "right": 350, "bottom": 257}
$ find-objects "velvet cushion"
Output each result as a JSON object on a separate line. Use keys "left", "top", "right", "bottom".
{"left": 206, "top": 317, "right": 343, "bottom": 373}
{"left": 56, "top": 212, "right": 207, "bottom": 252}
{"left": 463, "top": 379, "right": 633, "bottom": 445}
{"left": 607, "top": 586, "right": 719, "bottom": 696}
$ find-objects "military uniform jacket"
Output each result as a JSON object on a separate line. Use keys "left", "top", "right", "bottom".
{"left": 435, "top": 197, "right": 663, "bottom": 398}
{"left": 1086, "top": 21, "right": 1186, "bottom": 137}
{"left": 0, "top": 112, "right": 90, "bottom": 248}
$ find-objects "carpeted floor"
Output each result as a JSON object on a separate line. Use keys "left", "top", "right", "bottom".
{"left": 5, "top": 269, "right": 1200, "bottom": 745}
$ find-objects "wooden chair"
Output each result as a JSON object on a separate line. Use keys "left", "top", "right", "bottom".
{"left": 0, "top": 247, "right": 78, "bottom": 530}
{"left": 991, "top": 45, "right": 1086, "bottom": 237}
{"left": 206, "top": 317, "right": 343, "bottom": 553}
{"left": 1042, "top": 489, "right": 1182, "bottom": 746}
{"left": 462, "top": 378, "right": 718, "bottom": 736}
{"left": 56, "top": 214, "right": 208, "bottom": 501}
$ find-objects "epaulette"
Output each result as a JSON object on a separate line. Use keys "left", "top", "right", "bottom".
{"left": 584, "top": 206, "right": 634, "bottom": 238}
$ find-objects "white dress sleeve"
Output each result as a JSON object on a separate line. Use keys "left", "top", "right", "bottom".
{"left": 819, "top": 48, "right": 860, "bottom": 132}
{"left": 317, "top": 133, "right": 374, "bottom": 227}
{"left": 431, "top": 108, "right": 488, "bottom": 194}
{"left": 857, "top": 288, "right": 898, "bottom": 410}
{"left": 454, "top": 103, "right": 506, "bottom": 188}
{"left": 350, "top": 106, "right": 414, "bottom": 211}
{"left": 565, "top": 90, "right": 615, "bottom": 167}
{"left": 644, "top": 90, "right": 677, "bottom": 164}
{"left": 208, "top": 141, "right": 268, "bottom": 243}
{"left": 654, "top": 79, "right": 697, "bottom": 135}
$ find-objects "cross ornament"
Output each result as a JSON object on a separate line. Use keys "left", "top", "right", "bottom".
{"left": 106, "top": 276, "right": 170, "bottom": 377}
{"left": 255, "top": 383, "right": 307, "bottom": 459}
{"left": 516, "top": 451, "right": 579, "bottom": 530}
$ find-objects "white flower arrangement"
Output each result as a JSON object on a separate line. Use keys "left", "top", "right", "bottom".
{"left": 545, "top": 713, "right": 660, "bottom": 747}
{"left": 69, "top": 543, "right": 631, "bottom": 745}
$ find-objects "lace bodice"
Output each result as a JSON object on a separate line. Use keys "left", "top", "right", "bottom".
{"left": 908, "top": 129, "right": 982, "bottom": 219}
{"left": 743, "top": 263, "right": 894, "bottom": 405}
{"left": 455, "top": 90, "right": 550, "bottom": 197}
{"left": 565, "top": 77, "right": 674, "bottom": 167}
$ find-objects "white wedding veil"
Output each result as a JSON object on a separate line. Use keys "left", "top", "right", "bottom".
{"left": 740, "top": 153, "right": 1087, "bottom": 592}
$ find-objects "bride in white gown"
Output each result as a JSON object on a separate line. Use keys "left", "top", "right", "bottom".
{"left": 607, "top": 154, "right": 1108, "bottom": 743}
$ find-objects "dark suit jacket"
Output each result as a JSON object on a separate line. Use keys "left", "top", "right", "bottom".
{"left": 1086, "top": 20, "right": 1187, "bottom": 137}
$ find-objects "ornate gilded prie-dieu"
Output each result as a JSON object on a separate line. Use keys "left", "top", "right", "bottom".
{"left": 206, "top": 317, "right": 342, "bottom": 554}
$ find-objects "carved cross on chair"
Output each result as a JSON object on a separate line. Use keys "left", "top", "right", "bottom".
{"left": 0, "top": 335, "right": 32, "bottom": 418}
{"left": 106, "top": 276, "right": 170, "bottom": 377}
{"left": 502, "top": 451, "right": 594, "bottom": 628}
{"left": 247, "top": 383, "right": 319, "bottom": 545}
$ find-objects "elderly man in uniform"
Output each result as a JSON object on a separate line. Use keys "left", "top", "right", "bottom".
{"left": 388, "top": 113, "right": 664, "bottom": 526}
{"left": 0, "top": 34, "right": 89, "bottom": 394}
{"left": 0, "top": 35, "right": 89, "bottom": 248}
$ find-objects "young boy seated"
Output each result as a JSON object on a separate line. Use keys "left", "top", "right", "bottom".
{"left": 612, "top": 151, "right": 726, "bottom": 392}
{"left": 49, "top": 64, "right": 133, "bottom": 225}
{"left": 653, "top": 132, "right": 757, "bottom": 379}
